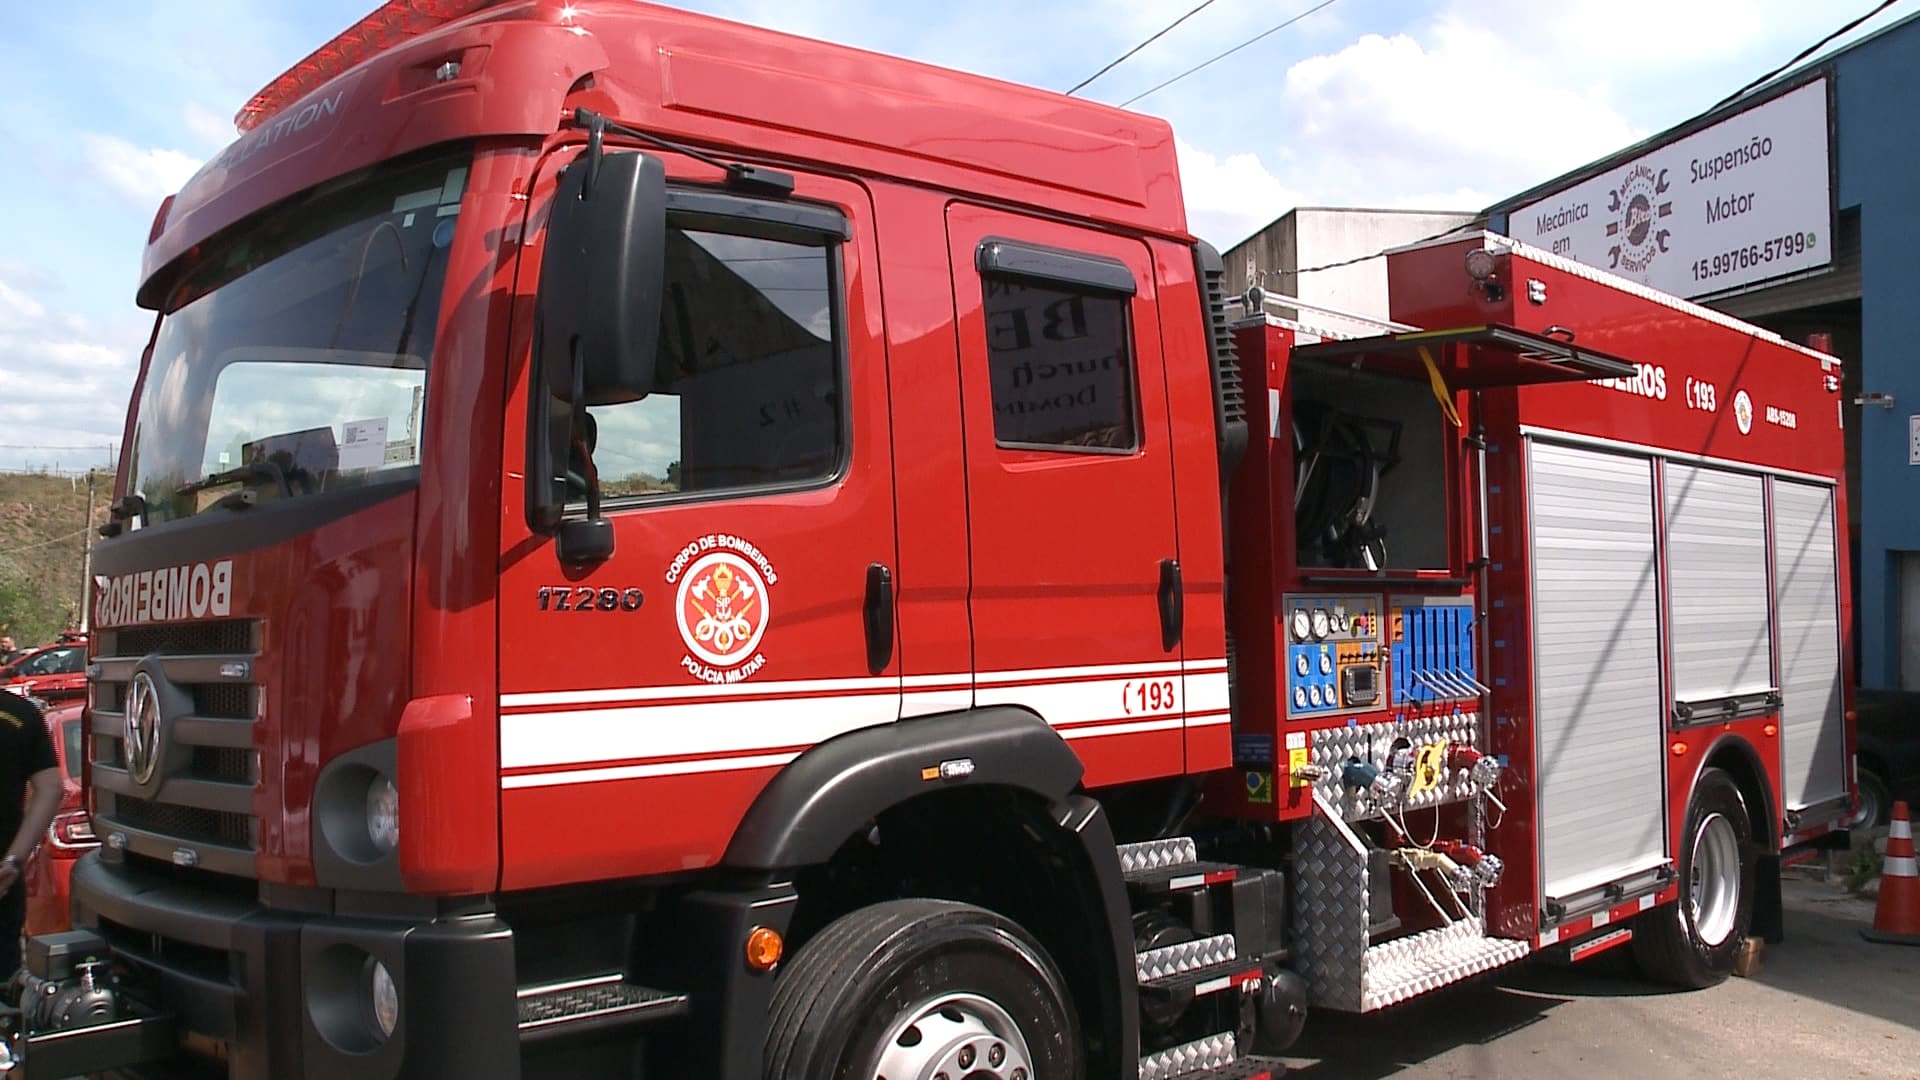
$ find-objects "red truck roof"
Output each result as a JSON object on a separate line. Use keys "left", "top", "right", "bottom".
{"left": 143, "top": 0, "right": 1189, "bottom": 307}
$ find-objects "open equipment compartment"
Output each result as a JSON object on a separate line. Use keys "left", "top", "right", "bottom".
{"left": 1285, "top": 325, "right": 1640, "bottom": 578}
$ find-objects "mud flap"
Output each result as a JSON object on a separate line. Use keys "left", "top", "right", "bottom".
{"left": 1751, "top": 852, "right": 1784, "bottom": 944}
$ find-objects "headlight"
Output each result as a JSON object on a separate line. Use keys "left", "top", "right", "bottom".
{"left": 369, "top": 959, "right": 399, "bottom": 1041}
{"left": 366, "top": 777, "right": 400, "bottom": 854}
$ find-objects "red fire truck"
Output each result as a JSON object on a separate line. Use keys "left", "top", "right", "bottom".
{"left": 0, "top": 1, "right": 1856, "bottom": 1078}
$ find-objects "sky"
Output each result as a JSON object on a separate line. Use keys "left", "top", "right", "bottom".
{"left": 0, "top": 0, "right": 1908, "bottom": 474}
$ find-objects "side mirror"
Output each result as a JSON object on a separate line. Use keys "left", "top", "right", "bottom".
{"left": 536, "top": 148, "right": 667, "bottom": 407}
{"left": 529, "top": 146, "right": 667, "bottom": 562}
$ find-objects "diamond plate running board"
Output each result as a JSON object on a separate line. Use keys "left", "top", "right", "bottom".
{"left": 1139, "top": 1032, "right": 1236, "bottom": 1080}
{"left": 1118, "top": 836, "right": 1199, "bottom": 876}
{"left": 1135, "top": 933, "right": 1237, "bottom": 983}
{"left": 1356, "top": 917, "right": 1532, "bottom": 1012}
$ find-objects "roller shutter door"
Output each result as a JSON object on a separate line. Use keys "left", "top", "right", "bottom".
{"left": 1664, "top": 464, "right": 1773, "bottom": 704}
{"left": 1528, "top": 440, "right": 1668, "bottom": 901}
{"left": 1772, "top": 479, "right": 1846, "bottom": 810}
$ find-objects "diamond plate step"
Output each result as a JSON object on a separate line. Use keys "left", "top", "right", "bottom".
{"left": 1183, "top": 1060, "right": 1287, "bottom": 1079}
{"left": 1136, "top": 933, "right": 1237, "bottom": 983}
{"left": 1119, "top": 836, "right": 1199, "bottom": 876}
{"left": 1127, "top": 859, "right": 1241, "bottom": 893}
{"left": 1140, "top": 1032, "right": 1235, "bottom": 1080}
{"left": 1139, "top": 957, "right": 1265, "bottom": 1000}
{"left": 516, "top": 978, "right": 688, "bottom": 1042}
{"left": 1357, "top": 918, "right": 1531, "bottom": 1012}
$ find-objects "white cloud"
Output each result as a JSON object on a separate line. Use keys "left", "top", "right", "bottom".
{"left": 1281, "top": 25, "right": 1643, "bottom": 189}
{"left": 182, "top": 103, "right": 236, "bottom": 152}
{"left": 1173, "top": 136, "right": 1311, "bottom": 250}
{"left": 80, "top": 134, "right": 205, "bottom": 205}
{"left": 0, "top": 265, "right": 140, "bottom": 470}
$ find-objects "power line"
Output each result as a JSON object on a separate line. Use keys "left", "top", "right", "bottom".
{"left": 1712, "top": 0, "right": 1903, "bottom": 111}
{"left": 1119, "top": 0, "right": 1343, "bottom": 108}
{"left": 0, "top": 525, "right": 91, "bottom": 559}
{"left": 1284, "top": 221, "right": 1483, "bottom": 276}
{"left": 0, "top": 444, "right": 116, "bottom": 452}
{"left": 1067, "top": 0, "right": 1221, "bottom": 95}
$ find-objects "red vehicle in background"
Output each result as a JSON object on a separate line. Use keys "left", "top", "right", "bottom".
{"left": 22, "top": 698, "right": 95, "bottom": 936}
{"left": 0, "top": 632, "right": 89, "bottom": 704}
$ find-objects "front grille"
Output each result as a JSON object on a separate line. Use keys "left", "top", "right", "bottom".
{"left": 113, "top": 797, "right": 252, "bottom": 849}
{"left": 96, "top": 916, "right": 234, "bottom": 984}
{"left": 93, "top": 618, "right": 262, "bottom": 879}
{"left": 107, "top": 619, "right": 256, "bottom": 658}
{"left": 190, "top": 746, "right": 256, "bottom": 785}
{"left": 192, "top": 683, "right": 254, "bottom": 720}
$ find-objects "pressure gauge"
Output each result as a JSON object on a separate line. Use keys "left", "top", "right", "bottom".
{"left": 1308, "top": 686, "right": 1323, "bottom": 707}
{"left": 1311, "top": 608, "right": 1332, "bottom": 640}
{"left": 1290, "top": 609, "right": 1312, "bottom": 643}
{"left": 1293, "top": 687, "right": 1308, "bottom": 709}
{"left": 1319, "top": 652, "right": 1334, "bottom": 676}
{"left": 1296, "top": 654, "right": 1311, "bottom": 677}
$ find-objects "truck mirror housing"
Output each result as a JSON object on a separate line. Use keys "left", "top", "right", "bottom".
{"left": 535, "top": 147, "right": 667, "bottom": 406}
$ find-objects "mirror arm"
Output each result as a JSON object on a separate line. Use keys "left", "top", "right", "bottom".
{"left": 582, "top": 110, "right": 606, "bottom": 199}
{"left": 556, "top": 347, "right": 615, "bottom": 566}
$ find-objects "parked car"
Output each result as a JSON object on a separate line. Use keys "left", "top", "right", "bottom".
{"left": 23, "top": 698, "right": 94, "bottom": 936}
{"left": 0, "top": 632, "right": 89, "bottom": 704}
{"left": 1849, "top": 686, "right": 1920, "bottom": 829}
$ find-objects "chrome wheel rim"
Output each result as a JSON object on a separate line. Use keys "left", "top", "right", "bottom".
{"left": 870, "top": 992, "right": 1034, "bottom": 1080}
{"left": 1688, "top": 812, "right": 1741, "bottom": 947}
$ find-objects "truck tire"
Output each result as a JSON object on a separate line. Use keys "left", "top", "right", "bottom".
{"left": 1847, "top": 763, "right": 1889, "bottom": 830}
{"left": 765, "top": 898, "right": 1082, "bottom": 1080}
{"left": 1631, "top": 767, "right": 1755, "bottom": 988}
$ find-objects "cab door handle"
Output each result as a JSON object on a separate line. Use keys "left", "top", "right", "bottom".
{"left": 1157, "top": 558, "right": 1182, "bottom": 651}
{"left": 864, "top": 562, "right": 894, "bottom": 674}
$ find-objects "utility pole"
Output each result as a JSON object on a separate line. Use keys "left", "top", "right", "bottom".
{"left": 79, "top": 468, "right": 96, "bottom": 631}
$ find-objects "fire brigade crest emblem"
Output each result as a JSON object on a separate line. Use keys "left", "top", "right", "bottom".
{"left": 1605, "top": 164, "right": 1673, "bottom": 275}
{"left": 1733, "top": 389, "right": 1754, "bottom": 435}
{"left": 669, "top": 538, "right": 777, "bottom": 683}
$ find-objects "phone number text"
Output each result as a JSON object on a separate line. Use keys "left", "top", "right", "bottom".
{"left": 1691, "top": 231, "right": 1816, "bottom": 282}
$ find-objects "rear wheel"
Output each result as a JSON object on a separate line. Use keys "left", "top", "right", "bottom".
{"left": 765, "top": 899, "right": 1082, "bottom": 1080}
{"left": 1632, "top": 767, "right": 1755, "bottom": 988}
{"left": 1847, "top": 764, "right": 1890, "bottom": 830}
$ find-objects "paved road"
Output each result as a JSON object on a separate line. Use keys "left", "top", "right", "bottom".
{"left": 1279, "top": 877, "right": 1919, "bottom": 1078}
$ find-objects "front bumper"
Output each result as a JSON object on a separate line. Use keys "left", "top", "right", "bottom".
{"left": 66, "top": 854, "right": 519, "bottom": 1080}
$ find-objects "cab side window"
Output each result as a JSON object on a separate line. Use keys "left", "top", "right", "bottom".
{"left": 571, "top": 207, "right": 844, "bottom": 506}
{"left": 978, "top": 250, "right": 1139, "bottom": 453}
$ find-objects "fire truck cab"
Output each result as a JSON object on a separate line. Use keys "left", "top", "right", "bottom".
{"left": 0, "top": 2, "right": 1855, "bottom": 1079}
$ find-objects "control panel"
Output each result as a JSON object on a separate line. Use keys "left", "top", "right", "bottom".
{"left": 1283, "top": 593, "right": 1384, "bottom": 719}
{"left": 1389, "top": 596, "right": 1484, "bottom": 705}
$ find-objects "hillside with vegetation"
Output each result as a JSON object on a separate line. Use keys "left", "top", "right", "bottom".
{"left": 0, "top": 470, "right": 115, "bottom": 649}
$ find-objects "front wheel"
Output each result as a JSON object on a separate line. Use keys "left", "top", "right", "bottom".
{"left": 765, "top": 899, "right": 1082, "bottom": 1080}
{"left": 1632, "top": 767, "right": 1755, "bottom": 988}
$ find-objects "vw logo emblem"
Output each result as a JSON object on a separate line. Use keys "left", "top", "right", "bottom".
{"left": 124, "top": 671, "right": 163, "bottom": 786}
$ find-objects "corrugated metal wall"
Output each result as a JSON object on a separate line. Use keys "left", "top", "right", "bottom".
{"left": 1772, "top": 479, "right": 1847, "bottom": 809}
{"left": 1527, "top": 440, "right": 1669, "bottom": 900}
{"left": 1663, "top": 464, "right": 1774, "bottom": 702}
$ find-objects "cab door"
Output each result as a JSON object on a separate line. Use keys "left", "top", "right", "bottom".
{"left": 497, "top": 164, "right": 898, "bottom": 889}
{"left": 944, "top": 204, "right": 1186, "bottom": 786}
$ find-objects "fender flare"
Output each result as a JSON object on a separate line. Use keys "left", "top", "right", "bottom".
{"left": 1693, "top": 732, "right": 1780, "bottom": 848}
{"left": 723, "top": 706, "right": 1085, "bottom": 870}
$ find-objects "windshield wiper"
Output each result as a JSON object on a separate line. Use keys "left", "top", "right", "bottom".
{"left": 174, "top": 460, "right": 292, "bottom": 503}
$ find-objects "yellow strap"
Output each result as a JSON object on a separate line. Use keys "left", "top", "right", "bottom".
{"left": 1417, "top": 345, "right": 1463, "bottom": 428}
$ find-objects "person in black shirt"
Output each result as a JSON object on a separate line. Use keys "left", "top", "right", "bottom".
{"left": 0, "top": 689, "right": 60, "bottom": 978}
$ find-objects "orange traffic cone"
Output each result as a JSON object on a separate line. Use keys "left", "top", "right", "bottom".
{"left": 1861, "top": 800, "right": 1920, "bottom": 946}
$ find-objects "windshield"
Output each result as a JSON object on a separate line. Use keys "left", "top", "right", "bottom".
{"left": 62, "top": 717, "right": 82, "bottom": 778}
{"left": 129, "top": 147, "right": 471, "bottom": 523}
{"left": 13, "top": 646, "right": 82, "bottom": 677}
